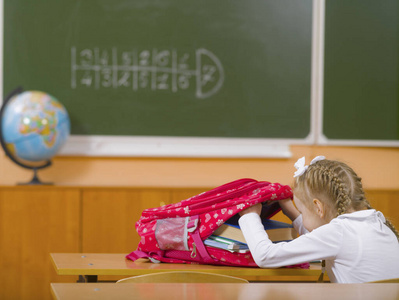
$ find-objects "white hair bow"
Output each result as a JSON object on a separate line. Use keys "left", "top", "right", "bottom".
{"left": 293, "top": 156, "right": 326, "bottom": 178}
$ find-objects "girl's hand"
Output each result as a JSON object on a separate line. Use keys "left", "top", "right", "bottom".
{"left": 279, "top": 198, "right": 300, "bottom": 221}
{"left": 239, "top": 203, "right": 262, "bottom": 216}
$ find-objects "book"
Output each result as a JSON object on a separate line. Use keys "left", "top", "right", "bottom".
{"left": 207, "top": 235, "right": 248, "bottom": 249}
{"left": 204, "top": 235, "right": 250, "bottom": 252}
{"left": 213, "top": 219, "right": 297, "bottom": 244}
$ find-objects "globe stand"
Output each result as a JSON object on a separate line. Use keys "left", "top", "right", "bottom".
{"left": 0, "top": 87, "right": 53, "bottom": 186}
{"left": 18, "top": 168, "right": 53, "bottom": 186}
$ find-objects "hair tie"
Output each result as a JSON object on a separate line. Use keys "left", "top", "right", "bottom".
{"left": 293, "top": 156, "right": 326, "bottom": 178}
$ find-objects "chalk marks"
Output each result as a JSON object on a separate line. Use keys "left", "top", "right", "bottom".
{"left": 71, "top": 47, "right": 224, "bottom": 99}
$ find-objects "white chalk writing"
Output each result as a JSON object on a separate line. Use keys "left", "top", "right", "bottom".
{"left": 71, "top": 47, "right": 224, "bottom": 99}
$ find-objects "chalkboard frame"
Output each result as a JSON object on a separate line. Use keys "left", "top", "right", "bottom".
{"left": 318, "top": 0, "right": 399, "bottom": 148}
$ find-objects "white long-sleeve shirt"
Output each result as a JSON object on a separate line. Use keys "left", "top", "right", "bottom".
{"left": 238, "top": 209, "right": 399, "bottom": 283}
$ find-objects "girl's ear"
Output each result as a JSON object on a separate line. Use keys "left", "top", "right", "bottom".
{"left": 312, "top": 198, "right": 325, "bottom": 219}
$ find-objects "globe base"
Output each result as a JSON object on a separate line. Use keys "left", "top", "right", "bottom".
{"left": 17, "top": 168, "right": 53, "bottom": 185}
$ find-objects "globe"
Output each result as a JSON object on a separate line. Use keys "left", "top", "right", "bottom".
{"left": 0, "top": 89, "right": 70, "bottom": 184}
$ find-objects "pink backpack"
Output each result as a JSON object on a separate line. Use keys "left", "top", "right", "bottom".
{"left": 127, "top": 178, "right": 306, "bottom": 268}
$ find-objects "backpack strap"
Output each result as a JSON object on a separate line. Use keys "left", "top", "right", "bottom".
{"left": 126, "top": 250, "right": 164, "bottom": 262}
{"left": 188, "top": 215, "right": 215, "bottom": 264}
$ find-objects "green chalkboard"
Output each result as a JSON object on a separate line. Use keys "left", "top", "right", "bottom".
{"left": 4, "top": 0, "right": 312, "bottom": 139}
{"left": 323, "top": 0, "right": 399, "bottom": 142}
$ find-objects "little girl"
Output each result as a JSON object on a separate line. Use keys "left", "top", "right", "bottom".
{"left": 239, "top": 156, "right": 399, "bottom": 283}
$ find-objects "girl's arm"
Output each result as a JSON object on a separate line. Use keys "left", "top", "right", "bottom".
{"left": 238, "top": 213, "right": 342, "bottom": 268}
{"left": 239, "top": 199, "right": 299, "bottom": 220}
{"left": 279, "top": 199, "right": 300, "bottom": 221}
{"left": 279, "top": 198, "right": 308, "bottom": 235}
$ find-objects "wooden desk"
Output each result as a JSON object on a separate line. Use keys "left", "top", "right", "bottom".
{"left": 50, "top": 282, "right": 399, "bottom": 300}
{"left": 51, "top": 253, "right": 327, "bottom": 282}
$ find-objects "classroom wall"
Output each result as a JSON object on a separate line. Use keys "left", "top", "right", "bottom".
{"left": 0, "top": 145, "right": 398, "bottom": 190}
{"left": 1, "top": 1, "right": 398, "bottom": 191}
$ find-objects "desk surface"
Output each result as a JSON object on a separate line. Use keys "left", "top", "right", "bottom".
{"left": 50, "top": 253, "right": 324, "bottom": 279}
{"left": 50, "top": 282, "right": 399, "bottom": 300}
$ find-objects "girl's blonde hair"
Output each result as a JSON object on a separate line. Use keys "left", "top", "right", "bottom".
{"left": 293, "top": 159, "right": 399, "bottom": 241}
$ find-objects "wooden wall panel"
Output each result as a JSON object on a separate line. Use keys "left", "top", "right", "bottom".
{"left": 366, "top": 190, "right": 399, "bottom": 228}
{"left": 0, "top": 187, "right": 80, "bottom": 300}
{"left": 0, "top": 185, "right": 397, "bottom": 297}
{"left": 82, "top": 189, "right": 171, "bottom": 253}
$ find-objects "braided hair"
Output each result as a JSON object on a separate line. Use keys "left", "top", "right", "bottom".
{"left": 293, "top": 159, "right": 399, "bottom": 241}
